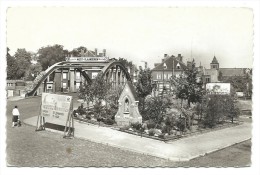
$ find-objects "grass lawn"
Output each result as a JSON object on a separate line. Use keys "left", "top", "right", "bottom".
{"left": 5, "top": 94, "right": 251, "bottom": 167}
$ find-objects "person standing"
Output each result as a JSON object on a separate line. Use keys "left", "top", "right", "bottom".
{"left": 12, "top": 106, "right": 20, "bottom": 127}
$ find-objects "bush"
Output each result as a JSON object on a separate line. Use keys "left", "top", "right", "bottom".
{"left": 131, "top": 122, "right": 142, "bottom": 131}
{"left": 146, "top": 121, "right": 156, "bottom": 129}
{"left": 201, "top": 94, "right": 239, "bottom": 128}
{"left": 161, "top": 125, "right": 172, "bottom": 134}
{"left": 148, "top": 129, "right": 155, "bottom": 136}
{"left": 158, "top": 134, "right": 165, "bottom": 139}
{"left": 97, "top": 117, "right": 104, "bottom": 122}
{"left": 103, "top": 118, "right": 115, "bottom": 125}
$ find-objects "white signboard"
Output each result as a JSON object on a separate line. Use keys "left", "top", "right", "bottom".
{"left": 66, "top": 57, "right": 109, "bottom": 62}
{"left": 41, "top": 93, "right": 72, "bottom": 124}
{"left": 206, "top": 83, "right": 231, "bottom": 95}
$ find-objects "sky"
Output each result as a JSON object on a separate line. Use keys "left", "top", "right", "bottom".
{"left": 7, "top": 7, "right": 253, "bottom": 69}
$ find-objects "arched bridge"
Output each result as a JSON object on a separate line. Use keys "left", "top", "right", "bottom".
{"left": 27, "top": 59, "right": 132, "bottom": 96}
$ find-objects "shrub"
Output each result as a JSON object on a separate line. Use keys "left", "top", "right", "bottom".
{"left": 158, "top": 134, "right": 165, "bottom": 139}
{"left": 97, "top": 117, "right": 104, "bottom": 122}
{"left": 148, "top": 129, "right": 155, "bottom": 136}
{"left": 76, "top": 104, "right": 86, "bottom": 115}
{"left": 146, "top": 121, "right": 156, "bottom": 129}
{"left": 104, "top": 118, "right": 115, "bottom": 125}
{"left": 176, "top": 117, "right": 186, "bottom": 132}
{"left": 131, "top": 122, "right": 142, "bottom": 131}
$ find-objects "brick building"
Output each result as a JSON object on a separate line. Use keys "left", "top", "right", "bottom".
{"left": 151, "top": 54, "right": 187, "bottom": 93}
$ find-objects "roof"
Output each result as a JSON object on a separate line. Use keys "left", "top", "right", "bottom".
{"left": 152, "top": 56, "right": 187, "bottom": 71}
{"left": 125, "top": 81, "right": 139, "bottom": 101}
{"left": 211, "top": 56, "right": 219, "bottom": 64}
{"left": 219, "top": 68, "right": 246, "bottom": 77}
{"left": 204, "top": 69, "right": 218, "bottom": 76}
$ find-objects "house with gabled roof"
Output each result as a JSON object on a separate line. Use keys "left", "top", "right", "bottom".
{"left": 151, "top": 54, "right": 187, "bottom": 93}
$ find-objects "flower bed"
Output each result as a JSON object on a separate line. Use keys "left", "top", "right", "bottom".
{"left": 74, "top": 115, "right": 116, "bottom": 128}
{"left": 115, "top": 121, "right": 241, "bottom": 142}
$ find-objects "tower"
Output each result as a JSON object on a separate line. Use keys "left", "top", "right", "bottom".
{"left": 210, "top": 56, "right": 219, "bottom": 70}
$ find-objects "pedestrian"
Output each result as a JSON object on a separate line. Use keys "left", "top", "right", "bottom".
{"left": 12, "top": 105, "right": 20, "bottom": 127}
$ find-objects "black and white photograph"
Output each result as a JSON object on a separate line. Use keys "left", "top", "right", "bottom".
{"left": 0, "top": 1, "right": 259, "bottom": 175}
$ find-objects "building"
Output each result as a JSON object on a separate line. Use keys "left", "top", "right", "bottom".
{"left": 6, "top": 80, "right": 44, "bottom": 98}
{"left": 151, "top": 54, "right": 187, "bottom": 93}
{"left": 202, "top": 56, "right": 252, "bottom": 97}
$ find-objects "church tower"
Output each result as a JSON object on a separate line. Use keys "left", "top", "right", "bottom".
{"left": 210, "top": 56, "right": 219, "bottom": 70}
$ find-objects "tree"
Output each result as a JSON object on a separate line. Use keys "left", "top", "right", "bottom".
{"left": 171, "top": 59, "right": 204, "bottom": 107}
{"left": 37, "top": 44, "right": 68, "bottom": 71}
{"left": 118, "top": 58, "right": 133, "bottom": 70}
{"left": 135, "top": 68, "right": 153, "bottom": 114}
{"left": 6, "top": 47, "right": 18, "bottom": 80}
{"left": 24, "top": 62, "right": 43, "bottom": 81}
{"left": 143, "top": 95, "right": 172, "bottom": 124}
{"left": 201, "top": 94, "right": 240, "bottom": 128}
{"left": 69, "top": 46, "right": 88, "bottom": 57}
{"left": 13, "top": 48, "right": 32, "bottom": 79}
{"left": 78, "top": 72, "right": 112, "bottom": 118}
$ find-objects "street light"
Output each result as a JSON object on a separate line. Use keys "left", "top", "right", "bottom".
{"left": 162, "top": 62, "right": 167, "bottom": 96}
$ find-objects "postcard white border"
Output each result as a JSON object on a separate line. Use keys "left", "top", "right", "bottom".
{"left": 1, "top": 1, "right": 259, "bottom": 175}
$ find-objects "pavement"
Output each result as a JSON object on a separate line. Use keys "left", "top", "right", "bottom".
{"left": 24, "top": 116, "right": 252, "bottom": 161}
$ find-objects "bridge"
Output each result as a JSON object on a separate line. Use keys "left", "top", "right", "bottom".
{"left": 26, "top": 58, "right": 132, "bottom": 96}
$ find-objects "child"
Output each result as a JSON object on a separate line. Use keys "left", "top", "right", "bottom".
{"left": 12, "top": 106, "right": 20, "bottom": 127}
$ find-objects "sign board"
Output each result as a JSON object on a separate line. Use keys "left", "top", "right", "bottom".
{"left": 41, "top": 93, "right": 72, "bottom": 124}
{"left": 206, "top": 83, "right": 231, "bottom": 95}
{"left": 65, "top": 57, "right": 109, "bottom": 62}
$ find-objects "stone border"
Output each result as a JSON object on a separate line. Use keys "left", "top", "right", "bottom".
{"left": 74, "top": 116, "right": 242, "bottom": 142}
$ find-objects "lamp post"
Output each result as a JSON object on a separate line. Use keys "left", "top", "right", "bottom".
{"left": 162, "top": 63, "right": 167, "bottom": 96}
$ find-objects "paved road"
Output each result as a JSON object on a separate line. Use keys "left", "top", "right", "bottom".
{"left": 24, "top": 115, "right": 252, "bottom": 161}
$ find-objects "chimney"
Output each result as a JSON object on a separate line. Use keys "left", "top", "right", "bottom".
{"left": 164, "top": 54, "right": 168, "bottom": 58}
{"left": 178, "top": 54, "right": 182, "bottom": 62}
{"left": 103, "top": 49, "right": 106, "bottom": 56}
{"left": 95, "top": 48, "right": 97, "bottom": 56}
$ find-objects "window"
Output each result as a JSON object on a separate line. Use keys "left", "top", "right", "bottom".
{"left": 206, "top": 77, "right": 210, "bottom": 83}
{"left": 124, "top": 98, "right": 130, "bottom": 113}
{"left": 76, "top": 82, "right": 81, "bottom": 90}
{"left": 62, "top": 82, "right": 67, "bottom": 89}
{"left": 176, "top": 63, "right": 181, "bottom": 69}
{"left": 15, "top": 82, "right": 25, "bottom": 86}
{"left": 157, "top": 74, "right": 161, "bottom": 79}
{"left": 63, "top": 73, "right": 67, "bottom": 79}
{"left": 76, "top": 72, "right": 81, "bottom": 80}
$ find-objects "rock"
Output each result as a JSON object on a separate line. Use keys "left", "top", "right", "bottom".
{"left": 128, "top": 128, "right": 133, "bottom": 131}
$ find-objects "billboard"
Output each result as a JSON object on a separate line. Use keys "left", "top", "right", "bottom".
{"left": 41, "top": 93, "right": 72, "bottom": 124}
{"left": 206, "top": 83, "right": 231, "bottom": 95}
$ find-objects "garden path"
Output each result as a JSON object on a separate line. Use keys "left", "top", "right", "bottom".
{"left": 24, "top": 116, "right": 251, "bottom": 161}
